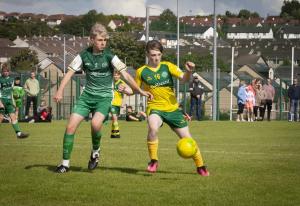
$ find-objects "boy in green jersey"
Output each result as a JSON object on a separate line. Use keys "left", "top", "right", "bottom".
{"left": 54, "top": 23, "right": 153, "bottom": 173}
{"left": 13, "top": 76, "right": 25, "bottom": 119}
{"left": 0, "top": 64, "right": 29, "bottom": 138}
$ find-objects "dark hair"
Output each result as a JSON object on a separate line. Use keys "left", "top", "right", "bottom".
{"left": 15, "top": 76, "right": 21, "bottom": 81}
{"left": 146, "top": 40, "right": 163, "bottom": 53}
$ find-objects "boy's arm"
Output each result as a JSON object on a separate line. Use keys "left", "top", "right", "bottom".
{"left": 54, "top": 70, "right": 75, "bottom": 103}
{"left": 181, "top": 62, "right": 195, "bottom": 82}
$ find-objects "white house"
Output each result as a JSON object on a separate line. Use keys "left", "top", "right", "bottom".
{"left": 282, "top": 26, "right": 300, "bottom": 39}
{"left": 227, "top": 26, "right": 273, "bottom": 39}
{"left": 184, "top": 26, "right": 217, "bottom": 39}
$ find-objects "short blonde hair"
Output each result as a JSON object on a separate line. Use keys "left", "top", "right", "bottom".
{"left": 90, "top": 23, "right": 109, "bottom": 39}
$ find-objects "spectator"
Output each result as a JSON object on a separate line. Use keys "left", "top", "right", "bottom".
{"left": 245, "top": 86, "right": 255, "bottom": 122}
{"left": 254, "top": 81, "right": 266, "bottom": 121}
{"left": 263, "top": 78, "right": 275, "bottom": 121}
{"left": 13, "top": 77, "right": 25, "bottom": 119}
{"left": 189, "top": 75, "right": 203, "bottom": 121}
{"left": 288, "top": 79, "right": 300, "bottom": 122}
{"left": 125, "top": 106, "right": 146, "bottom": 121}
{"left": 24, "top": 71, "right": 40, "bottom": 119}
{"left": 236, "top": 80, "right": 247, "bottom": 122}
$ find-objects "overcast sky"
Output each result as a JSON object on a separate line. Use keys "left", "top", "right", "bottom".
{"left": 0, "top": 0, "right": 285, "bottom": 17}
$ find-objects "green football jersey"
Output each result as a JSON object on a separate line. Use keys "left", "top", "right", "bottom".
{"left": 69, "top": 47, "right": 115, "bottom": 98}
{"left": 0, "top": 76, "right": 14, "bottom": 99}
{"left": 13, "top": 85, "right": 25, "bottom": 100}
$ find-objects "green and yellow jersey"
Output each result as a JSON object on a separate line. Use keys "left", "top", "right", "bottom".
{"left": 0, "top": 76, "right": 14, "bottom": 100}
{"left": 135, "top": 61, "right": 183, "bottom": 114}
{"left": 112, "top": 79, "right": 125, "bottom": 107}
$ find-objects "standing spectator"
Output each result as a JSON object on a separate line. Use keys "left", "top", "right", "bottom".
{"left": 236, "top": 80, "right": 247, "bottom": 122}
{"left": 245, "top": 86, "right": 255, "bottom": 122}
{"left": 263, "top": 78, "right": 275, "bottom": 121}
{"left": 188, "top": 75, "right": 203, "bottom": 121}
{"left": 288, "top": 79, "right": 300, "bottom": 122}
{"left": 24, "top": 71, "right": 40, "bottom": 119}
{"left": 254, "top": 81, "right": 266, "bottom": 121}
{"left": 13, "top": 77, "right": 25, "bottom": 119}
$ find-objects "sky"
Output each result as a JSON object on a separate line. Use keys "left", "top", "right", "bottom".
{"left": 0, "top": 0, "right": 285, "bottom": 17}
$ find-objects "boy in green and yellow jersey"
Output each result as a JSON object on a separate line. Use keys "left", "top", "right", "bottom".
{"left": 111, "top": 71, "right": 133, "bottom": 138}
{"left": 135, "top": 40, "right": 209, "bottom": 176}
{"left": 0, "top": 64, "right": 29, "bottom": 138}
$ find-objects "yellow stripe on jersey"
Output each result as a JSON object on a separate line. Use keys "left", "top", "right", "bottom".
{"left": 136, "top": 61, "right": 184, "bottom": 114}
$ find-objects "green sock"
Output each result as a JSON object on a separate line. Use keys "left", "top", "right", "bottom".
{"left": 12, "top": 122, "right": 21, "bottom": 133}
{"left": 63, "top": 133, "right": 75, "bottom": 160}
{"left": 92, "top": 131, "right": 102, "bottom": 150}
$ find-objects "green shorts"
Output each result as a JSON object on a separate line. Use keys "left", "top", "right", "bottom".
{"left": 14, "top": 99, "right": 22, "bottom": 108}
{"left": 0, "top": 98, "right": 15, "bottom": 115}
{"left": 72, "top": 93, "right": 112, "bottom": 118}
{"left": 111, "top": 105, "right": 121, "bottom": 115}
{"left": 149, "top": 109, "right": 188, "bottom": 129}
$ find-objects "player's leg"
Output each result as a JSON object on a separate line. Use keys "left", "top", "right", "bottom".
{"left": 111, "top": 106, "right": 121, "bottom": 138}
{"left": 5, "top": 99, "right": 29, "bottom": 138}
{"left": 88, "top": 111, "right": 106, "bottom": 170}
{"left": 87, "top": 98, "right": 112, "bottom": 170}
{"left": 9, "top": 112, "right": 29, "bottom": 138}
{"left": 173, "top": 126, "right": 209, "bottom": 176}
{"left": 56, "top": 113, "right": 85, "bottom": 173}
{"left": 167, "top": 109, "right": 209, "bottom": 176}
{"left": 146, "top": 113, "right": 163, "bottom": 173}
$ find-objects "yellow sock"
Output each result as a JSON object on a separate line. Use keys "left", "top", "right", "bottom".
{"left": 147, "top": 140, "right": 158, "bottom": 160}
{"left": 192, "top": 144, "right": 204, "bottom": 167}
{"left": 112, "top": 121, "right": 119, "bottom": 130}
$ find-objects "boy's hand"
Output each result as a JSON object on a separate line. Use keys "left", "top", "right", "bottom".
{"left": 185, "top": 61, "right": 195, "bottom": 72}
{"left": 54, "top": 91, "right": 63, "bottom": 103}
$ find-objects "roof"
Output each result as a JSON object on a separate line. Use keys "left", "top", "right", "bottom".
{"left": 282, "top": 26, "right": 300, "bottom": 34}
{"left": 184, "top": 26, "right": 211, "bottom": 34}
{"left": 227, "top": 26, "right": 272, "bottom": 33}
{"left": 274, "top": 66, "right": 300, "bottom": 81}
{"left": 0, "top": 38, "right": 15, "bottom": 47}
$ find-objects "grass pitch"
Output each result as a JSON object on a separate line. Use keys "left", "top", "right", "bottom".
{"left": 0, "top": 121, "right": 299, "bottom": 206}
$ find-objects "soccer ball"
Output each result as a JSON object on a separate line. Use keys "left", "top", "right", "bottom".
{"left": 176, "top": 138, "right": 197, "bottom": 159}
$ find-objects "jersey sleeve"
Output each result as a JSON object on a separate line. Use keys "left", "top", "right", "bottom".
{"left": 68, "top": 55, "right": 82, "bottom": 72}
{"left": 111, "top": 55, "right": 127, "bottom": 72}
{"left": 166, "top": 62, "right": 184, "bottom": 78}
{"left": 135, "top": 68, "right": 143, "bottom": 87}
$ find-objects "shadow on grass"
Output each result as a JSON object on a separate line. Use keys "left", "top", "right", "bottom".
{"left": 100, "top": 166, "right": 194, "bottom": 176}
{"left": 24, "top": 165, "right": 196, "bottom": 176}
{"left": 24, "top": 164, "right": 93, "bottom": 173}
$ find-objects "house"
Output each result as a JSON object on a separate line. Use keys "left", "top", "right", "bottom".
{"left": 281, "top": 26, "right": 300, "bottom": 39}
{"left": 19, "top": 13, "right": 35, "bottom": 21}
{"left": 46, "top": 14, "right": 65, "bottom": 26}
{"left": 0, "top": 11, "right": 6, "bottom": 20}
{"left": 4, "top": 12, "right": 20, "bottom": 21}
{"left": 265, "top": 16, "right": 286, "bottom": 26}
{"left": 107, "top": 20, "right": 124, "bottom": 31}
{"left": 183, "top": 26, "right": 217, "bottom": 39}
{"left": 35, "top": 14, "right": 48, "bottom": 22}
{"left": 227, "top": 25, "right": 274, "bottom": 39}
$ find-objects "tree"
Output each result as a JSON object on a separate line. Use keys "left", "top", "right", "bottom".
{"left": 238, "top": 9, "right": 251, "bottom": 19}
{"left": 10, "top": 49, "right": 39, "bottom": 72}
{"left": 108, "top": 33, "right": 145, "bottom": 69}
{"left": 281, "top": 0, "right": 300, "bottom": 19}
{"left": 150, "top": 9, "right": 177, "bottom": 32}
{"left": 225, "top": 11, "right": 236, "bottom": 17}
